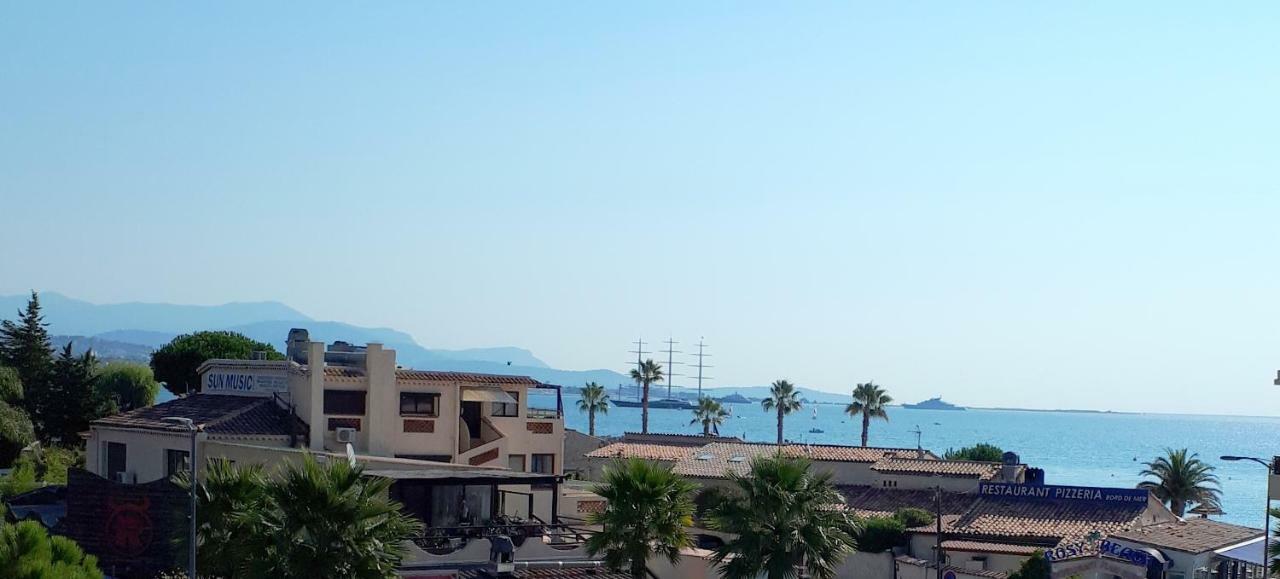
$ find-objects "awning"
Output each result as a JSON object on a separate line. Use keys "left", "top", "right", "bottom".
{"left": 461, "top": 387, "right": 517, "bottom": 404}
{"left": 1216, "top": 538, "right": 1269, "bottom": 567}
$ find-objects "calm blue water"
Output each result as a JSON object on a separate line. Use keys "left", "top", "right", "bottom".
{"left": 556, "top": 395, "right": 1277, "bottom": 529}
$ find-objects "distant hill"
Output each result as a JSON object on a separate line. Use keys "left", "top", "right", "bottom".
{"left": 0, "top": 292, "right": 310, "bottom": 336}
{"left": 3, "top": 291, "right": 620, "bottom": 387}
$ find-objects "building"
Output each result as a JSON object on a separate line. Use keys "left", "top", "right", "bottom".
{"left": 84, "top": 329, "right": 566, "bottom": 484}
{"left": 1108, "top": 518, "right": 1266, "bottom": 579}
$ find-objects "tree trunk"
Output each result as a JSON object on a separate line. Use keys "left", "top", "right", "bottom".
{"left": 703, "top": 422, "right": 711, "bottom": 436}
{"left": 589, "top": 410, "right": 596, "bottom": 437}
{"left": 861, "top": 413, "right": 870, "bottom": 447}
{"left": 777, "top": 406, "right": 785, "bottom": 445}
{"left": 641, "top": 381, "right": 650, "bottom": 434}
{"left": 1173, "top": 498, "right": 1185, "bottom": 517}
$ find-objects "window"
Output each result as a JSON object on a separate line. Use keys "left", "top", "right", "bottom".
{"left": 531, "top": 453, "right": 555, "bottom": 474}
{"left": 491, "top": 391, "right": 519, "bottom": 417}
{"left": 105, "top": 442, "right": 127, "bottom": 481}
{"left": 508, "top": 455, "right": 526, "bottom": 472}
{"left": 165, "top": 449, "right": 190, "bottom": 478}
{"left": 324, "top": 390, "right": 366, "bottom": 415}
{"left": 400, "top": 392, "right": 439, "bottom": 416}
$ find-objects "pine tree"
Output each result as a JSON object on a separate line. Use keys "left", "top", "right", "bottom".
{"left": 45, "top": 343, "right": 108, "bottom": 443}
{"left": 0, "top": 291, "right": 55, "bottom": 437}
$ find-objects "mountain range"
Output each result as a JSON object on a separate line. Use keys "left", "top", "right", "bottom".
{"left": 4, "top": 292, "right": 853, "bottom": 404}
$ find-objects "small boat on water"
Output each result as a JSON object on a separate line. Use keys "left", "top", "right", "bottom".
{"left": 809, "top": 427, "right": 824, "bottom": 433}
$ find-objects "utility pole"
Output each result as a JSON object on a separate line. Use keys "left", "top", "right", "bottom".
{"left": 660, "top": 337, "right": 682, "bottom": 398}
{"left": 689, "top": 338, "right": 713, "bottom": 397}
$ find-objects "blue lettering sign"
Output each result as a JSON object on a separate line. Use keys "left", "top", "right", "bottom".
{"left": 979, "top": 483, "right": 1149, "bottom": 504}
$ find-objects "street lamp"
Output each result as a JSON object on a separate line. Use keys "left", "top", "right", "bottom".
{"left": 165, "top": 417, "right": 198, "bottom": 579}
{"left": 1220, "top": 455, "right": 1271, "bottom": 574}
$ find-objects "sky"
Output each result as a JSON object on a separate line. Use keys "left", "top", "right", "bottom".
{"left": 2, "top": 3, "right": 1280, "bottom": 415}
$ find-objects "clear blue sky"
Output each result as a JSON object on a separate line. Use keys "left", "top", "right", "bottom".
{"left": 3, "top": 3, "right": 1279, "bottom": 414}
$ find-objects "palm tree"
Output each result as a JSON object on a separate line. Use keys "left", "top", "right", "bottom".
{"left": 690, "top": 397, "right": 729, "bottom": 436}
{"left": 577, "top": 381, "right": 610, "bottom": 436}
{"left": 586, "top": 458, "right": 696, "bottom": 578}
{"left": 181, "top": 454, "right": 423, "bottom": 579}
{"left": 1138, "top": 448, "right": 1221, "bottom": 517}
{"left": 709, "top": 454, "right": 858, "bottom": 579}
{"left": 1266, "top": 507, "right": 1280, "bottom": 577}
{"left": 629, "top": 359, "right": 664, "bottom": 434}
{"left": 761, "top": 379, "right": 802, "bottom": 445}
{"left": 845, "top": 382, "right": 892, "bottom": 447}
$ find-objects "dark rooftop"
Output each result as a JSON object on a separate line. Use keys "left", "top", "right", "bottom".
{"left": 92, "top": 394, "right": 306, "bottom": 437}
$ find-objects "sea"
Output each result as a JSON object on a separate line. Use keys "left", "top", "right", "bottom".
{"left": 554, "top": 393, "right": 1277, "bottom": 529}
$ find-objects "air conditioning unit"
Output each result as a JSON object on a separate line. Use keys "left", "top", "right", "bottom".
{"left": 335, "top": 427, "right": 357, "bottom": 443}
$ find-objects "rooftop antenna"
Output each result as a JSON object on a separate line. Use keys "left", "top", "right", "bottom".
{"left": 690, "top": 338, "right": 713, "bottom": 397}
{"left": 660, "top": 337, "right": 682, "bottom": 398}
{"left": 910, "top": 425, "right": 923, "bottom": 451}
{"left": 627, "top": 338, "right": 650, "bottom": 401}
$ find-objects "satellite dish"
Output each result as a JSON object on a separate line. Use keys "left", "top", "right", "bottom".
{"left": 346, "top": 443, "right": 357, "bottom": 467}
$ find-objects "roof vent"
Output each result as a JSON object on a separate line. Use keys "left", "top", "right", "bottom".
{"left": 728, "top": 455, "right": 746, "bottom": 463}
{"left": 697, "top": 453, "right": 715, "bottom": 461}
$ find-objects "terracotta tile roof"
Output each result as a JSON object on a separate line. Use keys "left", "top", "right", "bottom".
{"left": 620, "top": 432, "right": 743, "bottom": 446}
{"left": 935, "top": 495, "right": 1150, "bottom": 544}
{"left": 585, "top": 442, "right": 697, "bottom": 462}
{"left": 1110, "top": 518, "right": 1263, "bottom": 554}
{"left": 458, "top": 568, "right": 632, "bottom": 579}
{"left": 323, "top": 365, "right": 542, "bottom": 385}
{"left": 93, "top": 395, "right": 305, "bottom": 437}
{"left": 669, "top": 442, "right": 929, "bottom": 479}
{"left": 872, "top": 457, "right": 1004, "bottom": 479}
{"left": 839, "top": 486, "right": 977, "bottom": 519}
{"left": 942, "top": 540, "right": 1041, "bottom": 556}
{"left": 896, "top": 555, "right": 1009, "bottom": 579}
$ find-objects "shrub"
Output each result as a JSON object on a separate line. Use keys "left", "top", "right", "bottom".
{"left": 893, "top": 507, "right": 934, "bottom": 528}
{"left": 856, "top": 516, "right": 907, "bottom": 552}
{"left": 944, "top": 443, "right": 1004, "bottom": 462}
{"left": 0, "top": 457, "right": 38, "bottom": 499}
{"left": 0, "top": 519, "right": 103, "bottom": 578}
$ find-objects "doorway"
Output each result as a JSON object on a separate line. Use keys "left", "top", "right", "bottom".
{"left": 461, "top": 401, "right": 482, "bottom": 440}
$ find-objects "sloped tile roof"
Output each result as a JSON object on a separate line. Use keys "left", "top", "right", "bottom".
{"left": 942, "top": 540, "right": 1041, "bottom": 556}
{"left": 670, "top": 442, "right": 929, "bottom": 479}
{"left": 585, "top": 442, "right": 698, "bottom": 462}
{"left": 937, "top": 495, "right": 1150, "bottom": 543}
{"left": 93, "top": 394, "right": 304, "bottom": 437}
{"left": 323, "top": 365, "right": 541, "bottom": 385}
{"left": 839, "top": 486, "right": 977, "bottom": 519}
{"left": 872, "top": 457, "right": 1004, "bottom": 479}
{"left": 458, "top": 568, "right": 632, "bottom": 579}
{"left": 1110, "top": 518, "right": 1262, "bottom": 554}
{"left": 620, "top": 432, "right": 743, "bottom": 446}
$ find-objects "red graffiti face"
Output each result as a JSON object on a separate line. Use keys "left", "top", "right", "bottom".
{"left": 106, "top": 496, "right": 154, "bottom": 558}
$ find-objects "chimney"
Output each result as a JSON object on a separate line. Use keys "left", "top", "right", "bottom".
{"left": 287, "top": 328, "right": 311, "bottom": 363}
{"left": 306, "top": 340, "right": 325, "bottom": 451}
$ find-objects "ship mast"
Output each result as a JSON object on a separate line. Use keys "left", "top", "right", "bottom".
{"left": 627, "top": 338, "right": 649, "bottom": 401}
{"left": 690, "top": 338, "right": 713, "bottom": 397}
{"left": 660, "top": 337, "right": 682, "bottom": 398}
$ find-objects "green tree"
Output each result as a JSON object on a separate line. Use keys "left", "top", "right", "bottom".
{"left": 1266, "top": 507, "right": 1280, "bottom": 577}
{"left": 761, "top": 379, "right": 802, "bottom": 445}
{"left": 709, "top": 455, "right": 858, "bottom": 579}
{"left": 892, "top": 507, "right": 934, "bottom": 528}
{"left": 586, "top": 458, "right": 695, "bottom": 578}
{"left": 577, "top": 381, "right": 610, "bottom": 437}
{"left": 150, "top": 331, "right": 284, "bottom": 396}
{"left": 0, "top": 366, "right": 35, "bottom": 466}
{"left": 0, "top": 519, "right": 103, "bottom": 579}
{"left": 944, "top": 443, "right": 1005, "bottom": 462}
{"left": 1139, "top": 448, "right": 1220, "bottom": 517}
{"left": 95, "top": 361, "right": 160, "bottom": 412}
{"left": 0, "top": 292, "right": 55, "bottom": 437}
{"left": 845, "top": 382, "right": 892, "bottom": 447}
{"left": 690, "top": 397, "right": 729, "bottom": 436}
{"left": 45, "top": 343, "right": 110, "bottom": 443}
{"left": 855, "top": 516, "right": 907, "bottom": 552}
{"left": 1007, "top": 550, "right": 1050, "bottom": 579}
{"left": 628, "top": 359, "right": 664, "bottom": 435}
{"left": 177, "top": 454, "right": 421, "bottom": 579}
{"left": 0, "top": 457, "right": 38, "bottom": 499}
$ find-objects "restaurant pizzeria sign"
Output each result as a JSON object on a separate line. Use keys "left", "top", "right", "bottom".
{"left": 978, "top": 483, "right": 1149, "bottom": 504}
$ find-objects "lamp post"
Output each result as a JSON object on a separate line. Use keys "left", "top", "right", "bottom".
{"left": 1220, "top": 455, "right": 1271, "bottom": 575}
{"left": 165, "top": 417, "right": 198, "bottom": 579}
